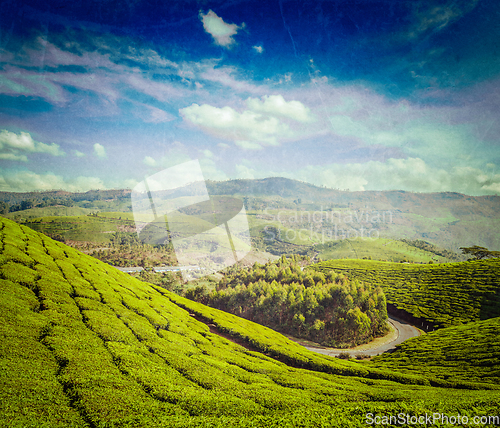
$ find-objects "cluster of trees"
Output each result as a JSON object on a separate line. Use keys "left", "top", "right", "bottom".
{"left": 132, "top": 269, "right": 183, "bottom": 293}
{"left": 189, "top": 256, "right": 388, "bottom": 348}
{"left": 0, "top": 198, "right": 76, "bottom": 213}
{"left": 90, "top": 232, "right": 177, "bottom": 268}
{"left": 401, "top": 239, "right": 462, "bottom": 261}
{"left": 460, "top": 245, "right": 500, "bottom": 260}
{"left": 0, "top": 189, "right": 133, "bottom": 214}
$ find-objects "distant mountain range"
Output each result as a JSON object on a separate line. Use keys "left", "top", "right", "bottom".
{"left": 1, "top": 177, "right": 499, "bottom": 252}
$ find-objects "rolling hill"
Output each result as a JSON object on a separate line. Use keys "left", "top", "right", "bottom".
{"left": 312, "top": 259, "right": 500, "bottom": 328}
{"left": 1, "top": 217, "right": 500, "bottom": 427}
{"left": 370, "top": 317, "right": 500, "bottom": 385}
{"left": 313, "top": 237, "right": 461, "bottom": 263}
{"left": 2, "top": 177, "right": 500, "bottom": 254}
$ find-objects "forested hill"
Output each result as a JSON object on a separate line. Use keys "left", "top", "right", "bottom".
{"left": 2, "top": 177, "right": 499, "bottom": 252}
{"left": 1, "top": 177, "right": 499, "bottom": 214}
{"left": 207, "top": 177, "right": 500, "bottom": 213}
{"left": 192, "top": 256, "right": 389, "bottom": 348}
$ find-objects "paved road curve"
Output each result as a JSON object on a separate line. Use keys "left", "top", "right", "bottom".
{"left": 301, "top": 315, "right": 420, "bottom": 357}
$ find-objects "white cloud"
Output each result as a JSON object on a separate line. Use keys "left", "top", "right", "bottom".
{"left": 290, "top": 157, "right": 449, "bottom": 192}
{"left": 143, "top": 156, "right": 157, "bottom": 167}
{"left": 199, "top": 66, "right": 265, "bottom": 95}
{"left": 0, "top": 170, "right": 106, "bottom": 192}
{"left": 253, "top": 45, "right": 264, "bottom": 54}
{"left": 235, "top": 164, "right": 257, "bottom": 179}
{"left": 246, "top": 95, "right": 315, "bottom": 123}
{"left": 180, "top": 95, "right": 315, "bottom": 149}
{"left": 74, "top": 150, "right": 85, "bottom": 157}
{"left": 131, "top": 102, "right": 176, "bottom": 124}
{"left": 1, "top": 36, "right": 187, "bottom": 118}
{"left": 0, "top": 153, "right": 28, "bottom": 162}
{"left": 120, "top": 178, "right": 139, "bottom": 190}
{"left": 199, "top": 10, "right": 244, "bottom": 48}
{"left": 93, "top": 143, "right": 107, "bottom": 158}
{"left": 229, "top": 156, "right": 500, "bottom": 195}
{"left": 198, "top": 157, "right": 227, "bottom": 181}
{"left": 201, "top": 149, "right": 213, "bottom": 158}
{"left": 147, "top": 143, "right": 192, "bottom": 170}
{"left": 408, "top": 1, "right": 479, "bottom": 39}
{"left": 235, "top": 140, "right": 264, "bottom": 150}
{"left": 181, "top": 103, "right": 288, "bottom": 149}
{"left": 126, "top": 75, "right": 183, "bottom": 103}
{"left": 0, "top": 130, "right": 65, "bottom": 161}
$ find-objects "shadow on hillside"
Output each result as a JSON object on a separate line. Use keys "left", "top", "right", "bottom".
{"left": 480, "top": 289, "right": 500, "bottom": 321}
{"left": 387, "top": 303, "right": 437, "bottom": 331}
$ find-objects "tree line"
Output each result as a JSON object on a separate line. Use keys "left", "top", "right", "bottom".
{"left": 187, "top": 255, "right": 388, "bottom": 348}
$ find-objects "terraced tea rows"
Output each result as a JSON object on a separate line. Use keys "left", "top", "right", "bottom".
{"left": 371, "top": 317, "right": 500, "bottom": 385}
{"left": 313, "top": 259, "right": 500, "bottom": 328}
{"left": 0, "top": 216, "right": 499, "bottom": 427}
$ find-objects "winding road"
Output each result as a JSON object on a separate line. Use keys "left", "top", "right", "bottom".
{"left": 300, "top": 315, "right": 421, "bottom": 357}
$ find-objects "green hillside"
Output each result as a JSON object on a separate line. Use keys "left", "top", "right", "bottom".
{"left": 370, "top": 317, "right": 500, "bottom": 385}
{"left": 313, "top": 238, "right": 460, "bottom": 263}
{"left": 1, "top": 216, "right": 500, "bottom": 427}
{"left": 3, "top": 177, "right": 500, "bottom": 254}
{"left": 20, "top": 213, "right": 134, "bottom": 243}
{"left": 5, "top": 206, "right": 96, "bottom": 220}
{"left": 208, "top": 178, "right": 500, "bottom": 252}
{"left": 313, "top": 259, "right": 500, "bottom": 328}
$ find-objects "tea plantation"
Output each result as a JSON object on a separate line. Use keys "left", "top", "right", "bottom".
{"left": 371, "top": 317, "right": 500, "bottom": 385}
{"left": 0, "top": 216, "right": 499, "bottom": 427}
{"left": 312, "top": 259, "right": 500, "bottom": 328}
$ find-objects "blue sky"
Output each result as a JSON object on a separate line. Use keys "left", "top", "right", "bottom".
{"left": 1, "top": 0, "right": 499, "bottom": 195}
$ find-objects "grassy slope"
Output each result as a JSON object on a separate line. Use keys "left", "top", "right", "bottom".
{"left": 0, "top": 216, "right": 499, "bottom": 427}
{"left": 4, "top": 179, "right": 500, "bottom": 252}
{"left": 5, "top": 206, "right": 95, "bottom": 220}
{"left": 313, "top": 259, "right": 500, "bottom": 328}
{"left": 20, "top": 213, "right": 132, "bottom": 243}
{"left": 313, "top": 238, "right": 458, "bottom": 263}
{"left": 370, "top": 317, "right": 500, "bottom": 385}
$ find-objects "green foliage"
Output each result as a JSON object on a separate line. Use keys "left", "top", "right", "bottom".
{"left": 197, "top": 257, "right": 388, "bottom": 347}
{"left": 1, "top": 216, "right": 499, "bottom": 428}
{"left": 371, "top": 317, "right": 500, "bottom": 385}
{"left": 460, "top": 245, "right": 500, "bottom": 260}
{"left": 314, "top": 238, "right": 461, "bottom": 264}
{"left": 313, "top": 259, "right": 500, "bottom": 328}
{"left": 401, "top": 239, "right": 463, "bottom": 261}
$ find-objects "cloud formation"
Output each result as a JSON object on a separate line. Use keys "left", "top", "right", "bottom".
{"left": 93, "top": 143, "right": 107, "bottom": 158}
{"left": 143, "top": 156, "right": 156, "bottom": 167}
{"left": 246, "top": 95, "right": 314, "bottom": 123}
{"left": 0, "top": 170, "right": 106, "bottom": 192}
{"left": 181, "top": 103, "right": 288, "bottom": 149}
{"left": 408, "top": 1, "right": 479, "bottom": 39}
{"left": 0, "top": 130, "right": 64, "bottom": 161}
{"left": 0, "top": 15, "right": 498, "bottom": 197}
{"left": 180, "top": 95, "right": 314, "bottom": 149}
{"left": 0, "top": 36, "right": 186, "bottom": 114}
{"left": 199, "top": 10, "right": 244, "bottom": 48}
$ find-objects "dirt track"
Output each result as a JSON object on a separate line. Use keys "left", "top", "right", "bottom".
{"left": 298, "top": 315, "right": 421, "bottom": 357}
